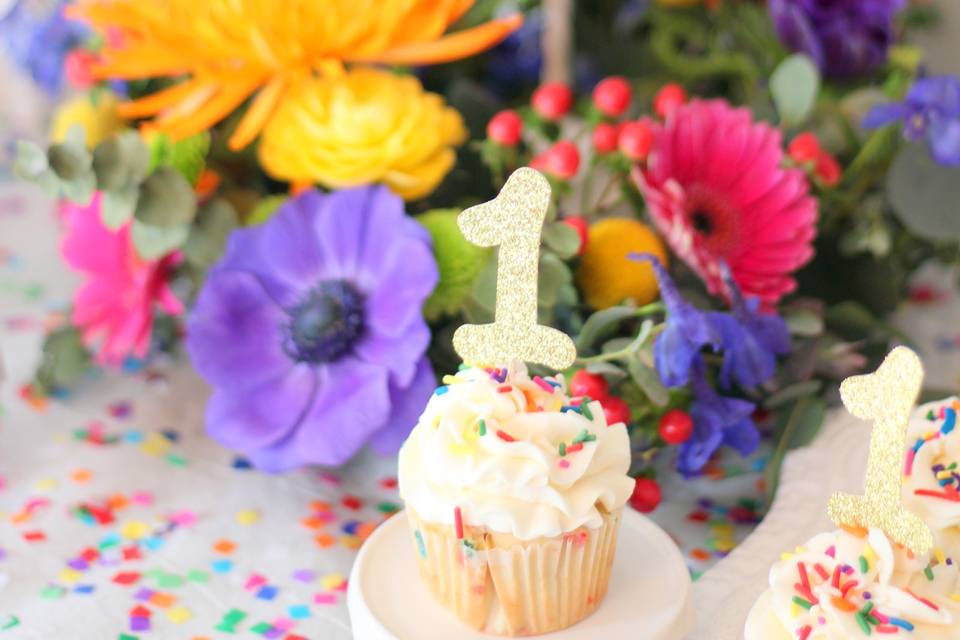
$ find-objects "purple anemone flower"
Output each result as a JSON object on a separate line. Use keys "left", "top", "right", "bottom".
{"left": 187, "top": 186, "right": 439, "bottom": 471}
{"left": 629, "top": 253, "right": 720, "bottom": 387}
{"left": 769, "top": 0, "right": 905, "bottom": 77}
{"left": 708, "top": 266, "right": 791, "bottom": 389}
{"left": 863, "top": 75, "right": 960, "bottom": 166}
{"left": 678, "top": 363, "right": 759, "bottom": 477}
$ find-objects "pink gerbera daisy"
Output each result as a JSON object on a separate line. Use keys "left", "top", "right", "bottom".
{"left": 634, "top": 99, "right": 817, "bottom": 305}
{"left": 61, "top": 193, "right": 184, "bottom": 364}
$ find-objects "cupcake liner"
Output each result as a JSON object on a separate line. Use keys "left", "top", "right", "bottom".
{"left": 406, "top": 508, "right": 621, "bottom": 636}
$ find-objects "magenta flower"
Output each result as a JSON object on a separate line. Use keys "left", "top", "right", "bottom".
{"left": 61, "top": 192, "right": 183, "bottom": 365}
{"left": 186, "top": 186, "right": 439, "bottom": 471}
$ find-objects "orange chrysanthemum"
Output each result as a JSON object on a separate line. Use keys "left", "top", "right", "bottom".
{"left": 68, "top": 0, "right": 522, "bottom": 150}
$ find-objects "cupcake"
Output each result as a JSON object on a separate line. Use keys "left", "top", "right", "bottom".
{"left": 901, "top": 397, "right": 960, "bottom": 556}
{"left": 744, "top": 526, "right": 960, "bottom": 639}
{"left": 398, "top": 361, "right": 634, "bottom": 636}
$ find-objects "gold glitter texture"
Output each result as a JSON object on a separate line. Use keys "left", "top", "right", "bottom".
{"left": 452, "top": 168, "right": 576, "bottom": 370}
{"left": 827, "top": 346, "right": 934, "bottom": 555}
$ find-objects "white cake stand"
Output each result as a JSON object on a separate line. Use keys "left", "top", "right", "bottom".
{"left": 348, "top": 509, "right": 692, "bottom": 639}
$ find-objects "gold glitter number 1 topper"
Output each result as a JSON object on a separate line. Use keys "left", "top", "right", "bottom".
{"left": 828, "top": 346, "right": 934, "bottom": 555}
{"left": 453, "top": 168, "right": 576, "bottom": 370}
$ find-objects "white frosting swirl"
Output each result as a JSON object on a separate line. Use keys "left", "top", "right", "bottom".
{"left": 746, "top": 527, "right": 960, "bottom": 640}
{"left": 398, "top": 362, "right": 633, "bottom": 540}
{"left": 902, "top": 397, "right": 960, "bottom": 553}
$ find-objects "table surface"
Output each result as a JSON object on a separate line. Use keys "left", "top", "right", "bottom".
{"left": 2, "top": 94, "right": 959, "bottom": 640}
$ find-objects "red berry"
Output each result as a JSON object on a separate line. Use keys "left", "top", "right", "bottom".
{"left": 618, "top": 120, "right": 654, "bottom": 161}
{"left": 653, "top": 83, "right": 687, "bottom": 119}
{"left": 531, "top": 82, "right": 574, "bottom": 120}
{"left": 814, "top": 151, "right": 842, "bottom": 186}
{"left": 659, "top": 409, "right": 694, "bottom": 445}
{"left": 592, "top": 76, "right": 632, "bottom": 118}
{"left": 538, "top": 141, "right": 580, "bottom": 179}
{"left": 602, "top": 395, "right": 631, "bottom": 426}
{"left": 569, "top": 369, "right": 609, "bottom": 399}
{"left": 592, "top": 122, "right": 619, "bottom": 154}
{"left": 562, "top": 216, "right": 589, "bottom": 255}
{"left": 65, "top": 49, "right": 98, "bottom": 89}
{"left": 487, "top": 110, "right": 523, "bottom": 146}
{"left": 629, "top": 477, "right": 661, "bottom": 513}
{"left": 788, "top": 132, "right": 821, "bottom": 165}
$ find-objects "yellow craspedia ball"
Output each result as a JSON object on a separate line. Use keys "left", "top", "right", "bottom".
{"left": 259, "top": 67, "right": 467, "bottom": 201}
{"left": 576, "top": 218, "right": 669, "bottom": 309}
{"left": 50, "top": 93, "right": 124, "bottom": 148}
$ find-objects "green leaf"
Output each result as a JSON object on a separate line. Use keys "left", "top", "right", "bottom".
{"left": 846, "top": 125, "right": 900, "bottom": 178}
{"left": 34, "top": 325, "right": 92, "bottom": 392}
{"left": 246, "top": 195, "right": 288, "bottom": 226}
{"left": 183, "top": 199, "right": 238, "bottom": 268}
{"left": 765, "top": 396, "right": 826, "bottom": 502}
{"left": 13, "top": 140, "right": 49, "bottom": 178}
{"left": 887, "top": 141, "right": 960, "bottom": 241}
{"left": 783, "top": 308, "right": 824, "bottom": 337}
{"left": 770, "top": 54, "right": 820, "bottom": 127}
{"left": 101, "top": 186, "right": 138, "bottom": 229}
{"left": 48, "top": 142, "right": 92, "bottom": 182}
{"left": 148, "top": 131, "right": 210, "bottom": 185}
{"left": 135, "top": 167, "right": 198, "bottom": 228}
{"left": 762, "top": 380, "right": 823, "bottom": 409}
{"left": 418, "top": 209, "right": 492, "bottom": 320}
{"left": 576, "top": 305, "right": 638, "bottom": 352}
{"left": 627, "top": 357, "right": 669, "bottom": 407}
{"left": 537, "top": 253, "right": 571, "bottom": 307}
{"left": 131, "top": 220, "right": 190, "bottom": 260}
{"left": 60, "top": 172, "right": 97, "bottom": 205}
{"left": 584, "top": 361, "right": 628, "bottom": 382}
{"left": 541, "top": 221, "right": 581, "bottom": 259}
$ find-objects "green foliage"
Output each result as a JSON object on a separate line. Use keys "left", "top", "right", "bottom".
{"left": 147, "top": 131, "right": 211, "bottom": 185}
{"left": 764, "top": 396, "right": 827, "bottom": 501}
{"left": 35, "top": 325, "right": 92, "bottom": 392}
{"left": 15, "top": 127, "right": 96, "bottom": 204}
{"left": 887, "top": 142, "right": 960, "bottom": 242}
{"left": 770, "top": 54, "right": 820, "bottom": 127}
{"left": 418, "top": 209, "right": 493, "bottom": 320}
{"left": 183, "top": 199, "right": 239, "bottom": 269}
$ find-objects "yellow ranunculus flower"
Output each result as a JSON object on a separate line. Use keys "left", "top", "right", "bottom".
{"left": 259, "top": 68, "right": 467, "bottom": 201}
{"left": 50, "top": 93, "right": 123, "bottom": 148}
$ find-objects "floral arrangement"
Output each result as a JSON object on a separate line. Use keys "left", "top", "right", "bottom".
{"left": 12, "top": 0, "right": 960, "bottom": 510}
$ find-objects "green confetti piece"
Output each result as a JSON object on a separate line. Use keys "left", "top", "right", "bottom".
{"left": 925, "top": 566, "right": 935, "bottom": 580}
{"left": 855, "top": 611, "right": 871, "bottom": 635}
{"left": 222, "top": 609, "right": 247, "bottom": 625}
{"left": 477, "top": 419, "right": 486, "bottom": 436}
{"left": 118, "top": 634, "right": 138, "bottom": 640}
{"left": 187, "top": 569, "right": 210, "bottom": 583}
{"left": 1, "top": 615, "right": 20, "bottom": 630}
{"left": 39, "top": 585, "right": 65, "bottom": 599}
{"left": 166, "top": 453, "right": 187, "bottom": 466}
{"left": 558, "top": 442, "right": 566, "bottom": 456}
{"left": 376, "top": 502, "right": 399, "bottom": 514}
{"left": 250, "top": 622, "right": 273, "bottom": 635}
{"left": 157, "top": 574, "right": 184, "bottom": 588}
{"left": 22, "top": 283, "right": 44, "bottom": 299}
{"left": 859, "top": 555, "right": 869, "bottom": 574}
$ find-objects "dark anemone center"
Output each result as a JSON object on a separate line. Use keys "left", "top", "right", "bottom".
{"left": 690, "top": 210, "right": 714, "bottom": 236}
{"left": 284, "top": 280, "right": 364, "bottom": 364}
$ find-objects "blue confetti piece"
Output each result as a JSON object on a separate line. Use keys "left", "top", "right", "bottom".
{"left": 211, "top": 559, "right": 234, "bottom": 574}
{"left": 256, "top": 585, "right": 278, "bottom": 601}
{"left": 414, "top": 530, "right": 427, "bottom": 559}
{"left": 288, "top": 605, "right": 310, "bottom": 620}
{"left": 943, "top": 408, "right": 957, "bottom": 435}
{"left": 232, "top": 456, "right": 253, "bottom": 470}
{"left": 142, "top": 537, "right": 164, "bottom": 551}
{"left": 124, "top": 431, "right": 145, "bottom": 444}
{"left": 161, "top": 429, "right": 180, "bottom": 442}
{"left": 341, "top": 520, "right": 360, "bottom": 535}
{"left": 74, "top": 584, "right": 95, "bottom": 594}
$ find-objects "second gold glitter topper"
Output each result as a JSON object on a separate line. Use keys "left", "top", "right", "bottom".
{"left": 452, "top": 168, "right": 577, "bottom": 370}
{"left": 827, "top": 346, "right": 934, "bottom": 555}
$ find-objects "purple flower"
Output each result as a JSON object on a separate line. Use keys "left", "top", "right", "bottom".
{"left": 629, "top": 253, "right": 720, "bottom": 387}
{"left": 863, "top": 75, "right": 960, "bottom": 166}
{"left": 708, "top": 267, "right": 791, "bottom": 389}
{"left": 0, "top": 1, "right": 88, "bottom": 95}
{"left": 769, "top": 0, "right": 905, "bottom": 77}
{"left": 677, "top": 363, "right": 759, "bottom": 477}
{"left": 186, "top": 186, "right": 439, "bottom": 471}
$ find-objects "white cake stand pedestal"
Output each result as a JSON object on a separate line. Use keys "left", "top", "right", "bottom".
{"left": 348, "top": 509, "right": 692, "bottom": 639}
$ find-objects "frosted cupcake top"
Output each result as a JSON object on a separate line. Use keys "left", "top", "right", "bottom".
{"left": 746, "top": 526, "right": 960, "bottom": 640}
{"left": 902, "top": 398, "right": 960, "bottom": 538}
{"left": 398, "top": 361, "right": 633, "bottom": 540}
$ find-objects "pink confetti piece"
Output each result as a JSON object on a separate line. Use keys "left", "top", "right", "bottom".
{"left": 313, "top": 593, "right": 337, "bottom": 605}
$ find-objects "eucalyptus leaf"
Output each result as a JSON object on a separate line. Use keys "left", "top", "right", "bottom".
{"left": 576, "top": 305, "right": 637, "bottom": 352}
{"left": 48, "top": 142, "right": 92, "bottom": 181}
{"left": 627, "top": 357, "right": 669, "bottom": 407}
{"left": 584, "top": 361, "right": 628, "bottom": 382}
{"left": 784, "top": 308, "right": 824, "bottom": 337}
{"left": 765, "top": 396, "right": 827, "bottom": 501}
{"left": 887, "top": 142, "right": 960, "bottom": 241}
{"left": 770, "top": 54, "right": 820, "bottom": 127}
{"left": 183, "top": 199, "right": 239, "bottom": 268}
{"left": 541, "top": 221, "right": 581, "bottom": 259}
{"left": 131, "top": 220, "right": 190, "bottom": 260}
{"left": 135, "top": 167, "right": 198, "bottom": 228}
{"left": 537, "top": 253, "right": 571, "bottom": 307}
{"left": 101, "top": 186, "right": 138, "bottom": 229}
{"left": 60, "top": 171, "right": 97, "bottom": 205}
{"left": 13, "top": 140, "right": 49, "bottom": 178}
{"left": 92, "top": 137, "right": 127, "bottom": 191}
{"left": 35, "top": 325, "right": 92, "bottom": 391}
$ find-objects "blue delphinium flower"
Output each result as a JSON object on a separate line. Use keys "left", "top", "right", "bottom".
{"left": 708, "top": 266, "right": 791, "bottom": 389}
{"left": 629, "top": 253, "right": 720, "bottom": 387}
{"left": 0, "top": 1, "right": 88, "bottom": 95}
{"left": 863, "top": 75, "right": 960, "bottom": 167}
{"left": 678, "top": 362, "right": 759, "bottom": 477}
